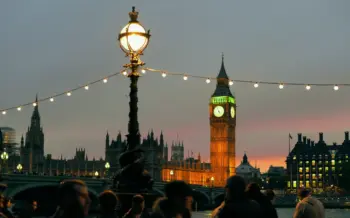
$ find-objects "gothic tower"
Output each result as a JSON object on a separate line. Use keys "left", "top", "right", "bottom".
{"left": 21, "top": 95, "right": 45, "bottom": 173}
{"left": 209, "top": 55, "right": 236, "bottom": 186}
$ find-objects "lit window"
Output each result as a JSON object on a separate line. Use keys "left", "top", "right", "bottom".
{"left": 346, "top": 155, "right": 349, "bottom": 159}
{"left": 299, "top": 167, "right": 303, "bottom": 173}
{"left": 299, "top": 161, "right": 303, "bottom": 165}
{"left": 325, "top": 167, "right": 329, "bottom": 172}
{"left": 339, "top": 174, "right": 343, "bottom": 177}
{"left": 306, "top": 174, "right": 310, "bottom": 179}
{"left": 331, "top": 160, "right": 335, "bottom": 166}
{"left": 306, "top": 161, "right": 309, "bottom": 164}
{"left": 306, "top": 181, "right": 310, "bottom": 188}
{"left": 300, "top": 175, "right": 303, "bottom": 179}
{"left": 319, "top": 182, "right": 323, "bottom": 187}
{"left": 312, "top": 168, "right": 316, "bottom": 172}
{"left": 318, "top": 167, "right": 323, "bottom": 172}
{"left": 319, "top": 174, "right": 322, "bottom": 179}
{"left": 346, "top": 160, "right": 349, "bottom": 163}
{"left": 306, "top": 167, "right": 309, "bottom": 173}
{"left": 326, "top": 161, "right": 329, "bottom": 165}
{"left": 332, "top": 167, "right": 335, "bottom": 171}
{"left": 312, "top": 160, "right": 315, "bottom": 166}
{"left": 287, "top": 181, "right": 291, "bottom": 188}
{"left": 312, "top": 174, "right": 316, "bottom": 179}
{"left": 338, "top": 160, "right": 342, "bottom": 164}
{"left": 293, "top": 156, "right": 296, "bottom": 160}
{"left": 312, "top": 180, "right": 316, "bottom": 187}
{"left": 318, "top": 161, "right": 322, "bottom": 165}
{"left": 293, "top": 181, "right": 297, "bottom": 188}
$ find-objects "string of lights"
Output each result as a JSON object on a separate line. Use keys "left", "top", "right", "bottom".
{"left": 1, "top": 67, "right": 349, "bottom": 116}
{"left": 144, "top": 67, "right": 350, "bottom": 91}
{"left": 0, "top": 70, "right": 123, "bottom": 115}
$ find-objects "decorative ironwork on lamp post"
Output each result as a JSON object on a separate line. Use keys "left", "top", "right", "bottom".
{"left": 113, "top": 7, "right": 153, "bottom": 193}
{"left": 118, "top": 6, "right": 150, "bottom": 151}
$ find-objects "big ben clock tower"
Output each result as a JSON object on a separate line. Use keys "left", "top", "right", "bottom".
{"left": 209, "top": 55, "right": 236, "bottom": 186}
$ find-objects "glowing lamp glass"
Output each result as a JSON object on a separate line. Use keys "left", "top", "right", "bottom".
{"left": 2, "top": 111, "right": 6, "bottom": 115}
{"left": 103, "top": 78, "right": 108, "bottom": 83}
{"left": 67, "top": 92, "right": 72, "bottom": 96}
{"left": 33, "top": 102, "right": 37, "bottom": 107}
{"left": 229, "top": 80, "right": 234, "bottom": 86}
{"left": 279, "top": 84, "right": 284, "bottom": 89}
{"left": 119, "top": 23, "right": 149, "bottom": 53}
{"left": 84, "top": 86, "right": 89, "bottom": 90}
{"left": 183, "top": 75, "right": 188, "bottom": 81}
{"left": 254, "top": 83, "right": 259, "bottom": 88}
{"left": 17, "top": 107, "right": 21, "bottom": 111}
{"left": 162, "top": 73, "right": 167, "bottom": 78}
{"left": 206, "top": 78, "right": 211, "bottom": 84}
{"left": 141, "top": 69, "right": 146, "bottom": 74}
{"left": 50, "top": 98, "right": 54, "bottom": 102}
{"left": 306, "top": 85, "right": 311, "bottom": 90}
{"left": 333, "top": 85, "right": 339, "bottom": 91}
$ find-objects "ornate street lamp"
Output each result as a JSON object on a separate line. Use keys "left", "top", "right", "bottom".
{"left": 113, "top": 6, "right": 153, "bottom": 193}
{"left": 17, "top": 163, "right": 23, "bottom": 172}
{"left": 118, "top": 6, "right": 150, "bottom": 151}
{"left": 170, "top": 170, "right": 174, "bottom": 181}
{"left": 1, "top": 151, "right": 8, "bottom": 174}
{"left": 105, "top": 162, "right": 110, "bottom": 169}
{"left": 105, "top": 162, "right": 110, "bottom": 178}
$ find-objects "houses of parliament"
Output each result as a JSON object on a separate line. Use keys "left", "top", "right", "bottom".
{"left": 0, "top": 58, "right": 237, "bottom": 187}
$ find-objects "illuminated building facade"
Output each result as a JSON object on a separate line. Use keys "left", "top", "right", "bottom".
{"left": 286, "top": 132, "right": 350, "bottom": 191}
{"left": 161, "top": 57, "right": 236, "bottom": 187}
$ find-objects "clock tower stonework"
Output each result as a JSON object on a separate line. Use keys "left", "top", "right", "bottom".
{"left": 209, "top": 57, "right": 236, "bottom": 186}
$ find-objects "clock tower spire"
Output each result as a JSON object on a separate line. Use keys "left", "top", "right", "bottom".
{"left": 209, "top": 55, "right": 236, "bottom": 186}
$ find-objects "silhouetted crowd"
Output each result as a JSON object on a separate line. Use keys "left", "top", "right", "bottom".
{"left": 0, "top": 175, "right": 325, "bottom": 218}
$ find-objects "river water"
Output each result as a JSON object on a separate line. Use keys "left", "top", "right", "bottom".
{"left": 194, "top": 208, "right": 350, "bottom": 218}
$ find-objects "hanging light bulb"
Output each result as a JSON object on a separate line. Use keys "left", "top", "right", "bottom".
{"left": 333, "top": 85, "right": 339, "bottom": 91}
{"left": 67, "top": 92, "right": 72, "bottom": 96}
{"left": 162, "top": 72, "right": 167, "bottom": 78}
{"left": 50, "top": 98, "right": 54, "bottom": 102}
{"left": 84, "top": 86, "right": 89, "bottom": 90}
{"left": 206, "top": 78, "right": 211, "bottom": 84}
{"left": 183, "top": 75, "right": 188, "bottom": 81}
{"left": 17, "top": 107, "right": 22, "bottom": 111}
{"left": 254, "top": 83, "right": 259, "bottom": 88}
{"left": 103, "top": 78, "right": 108, "bottom": 83}
{"left": 33, "top": 102, "right": 37, "bottom": 107}
{"left": 141, "top": 69, "right": 146, "bottom": 74}
{"left": 1, "top": 111, "right": 6, "bottom": 115}
{"left": 122, "top": 70, "right": 128, "bottom": 76}
{"left": 229, "top": 80, "right": 234, "bottom": 86}
{"left": 279, "top": 83, "right": 284, "bottom": 89}
{"left": 306, "top": 85, "right": 311, "bottom": 90}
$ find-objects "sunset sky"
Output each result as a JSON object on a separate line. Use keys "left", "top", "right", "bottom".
{"left": 1, "top": 0, "right": 350, "bottom": 172}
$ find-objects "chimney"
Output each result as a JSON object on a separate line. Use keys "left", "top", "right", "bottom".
{"left": 303, "top": 136, "right": 307, "bottom": 144}
{"left": 345, "top": 131, "right": 349, "bottom": 141}
{"left": 298, "top": 133, "right": 302, "bottom": 143}
{"left": 319, "top": 132, "right": 323, "bottom": 142}
{"left": 307, "top": 139, "right": 311, "bottom": 146}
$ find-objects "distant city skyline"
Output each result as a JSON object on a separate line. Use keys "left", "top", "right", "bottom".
{"left": 1, "top": 1, "right": 350, "bottom": 172}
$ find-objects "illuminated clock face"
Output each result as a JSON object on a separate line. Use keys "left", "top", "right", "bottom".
{"left": 214, "top": 106, "right": 224, "bottom": 117}
{"left": 230, "top": 106, "right": 235, "bottom": 118}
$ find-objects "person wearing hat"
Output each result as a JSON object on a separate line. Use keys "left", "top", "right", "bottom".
{"left": 293, "top": 188, "right": 325, "bottom": 218}
{"left": 217, "top": 176, "right": 261, "bottom": 218}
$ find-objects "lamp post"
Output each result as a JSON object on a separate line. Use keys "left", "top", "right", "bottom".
{"left": 170, "top": 170, "right": 174, "bottom": 181}
{"left": 1, "top": 151, "right": 8, "bottom": 174}
{"left": 118, "top": 6, "right": 150, "bottom": 151}
{"left": 105, "top": 162, "right": 110, "bottom": 178}
{"left": 113, "top": 6, "right": 153, "bottom": 193}
{"left": 210, "top": 177, "right": 215, "bottom": 205}
{"left": 17, "top": 164, "right": 23, "bottom": 173}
